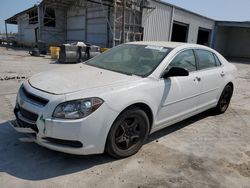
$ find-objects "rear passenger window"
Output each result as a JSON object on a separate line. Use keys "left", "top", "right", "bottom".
{"left": 168, "top": 50, "right": 197, "bottom": 72}
{"left": 195, "top": 50, "right": 216, "bottom": 70}
{"left": 214, "top": 54, "right": 222, "bottom": 66}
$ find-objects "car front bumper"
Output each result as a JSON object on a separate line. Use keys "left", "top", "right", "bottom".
{"left": 10, "top": 84, "right": 119, "bottom": 155}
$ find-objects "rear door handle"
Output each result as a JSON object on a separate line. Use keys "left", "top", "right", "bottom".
{"left": 220, "top": 71, "right": 225, "bottom": 77}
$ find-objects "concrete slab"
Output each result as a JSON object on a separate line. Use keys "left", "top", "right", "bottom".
{"left": 0, "top": 46, "right": 249, "bottom": 188}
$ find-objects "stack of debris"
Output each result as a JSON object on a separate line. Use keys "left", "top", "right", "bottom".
{"left": 59, "top": 42, "right": 101, "bottom": 63}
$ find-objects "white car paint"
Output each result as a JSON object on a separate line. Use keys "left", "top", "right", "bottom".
{"left": 11, "top": 42, "right": 237, "bottom": 155}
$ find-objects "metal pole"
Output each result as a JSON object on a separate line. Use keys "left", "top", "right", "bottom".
{"left": 37, "top": 5, "right": 41, "bottom": 42}
{"left": 121, "top": 0, "right": 126, "bottom": 43}
{"left": 168, "top": 6, "right": 174, "bottom": 41}
{"left": 5, "top": 21, "right": 8, "bottom": 39}
{"left": 85, "top": 1, "right": 88, "bottom": 42}
{"left": 211, "top": 24, "right": 218, "bottom": 48}
{"left": 113, "top": 0, "right": 117, "bottom": 47}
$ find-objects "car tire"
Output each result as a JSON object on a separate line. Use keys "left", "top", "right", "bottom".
{"left": 214, "top": 84, "right": 233, "bottom": 114}
{"left": 106, "top": 107, "right": 150, "bottom": 158}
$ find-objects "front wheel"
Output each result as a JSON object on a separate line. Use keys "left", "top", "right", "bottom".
{"left": 106, "top": 107, "right": 150, "bottom": 158}
{"left": 214, "top": 84, "right": 233, "bottom": 114}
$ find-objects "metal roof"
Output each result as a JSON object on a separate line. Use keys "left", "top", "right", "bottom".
{"left": 5, "top": 6, "right": 37, "bottom": 24}
{"left": 153, "top": 0, "right": 214, "bottom": 22}
{"left": 216, "top": 21, "right": 250, "bottom": 28}
{"left": 41, "top": 0, "right": 77, "bottom": 8}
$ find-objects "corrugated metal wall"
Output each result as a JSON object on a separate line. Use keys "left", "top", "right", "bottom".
{"left": 86, "top": 3, "right": 109, "bottom": 47}
{"left": 17, "top": 14, "right": 37, "bottom": 45}
{"left": 67, "top": 5, "right": 86, "bottom": 42}
{"left": 173, "top": 8, "right": 215, "bottom": 44}
{"left": 142, "top": 1, "right": 172, "bottom": 41}
{"left": 214, "top": 26, "right": 250, "bottom": 59}
{"left": 142, "top": 0, "right": 215, "bottom": 45}
{"left": 66, "top": 1, "right": 110, "bottom": 47}
{"left": 39, "top": 6, "right": 66, "bottom": 44}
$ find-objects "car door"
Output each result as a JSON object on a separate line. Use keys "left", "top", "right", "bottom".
{"left": 194, "top": 49, "right": 225, "bottom": 109}
{"left": 155, "top": 49, "right": 203, "bottom": 128}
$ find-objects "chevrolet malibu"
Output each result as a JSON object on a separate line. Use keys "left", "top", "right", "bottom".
{"left": 11, "top": 42, "right": 237, "bottom": 158}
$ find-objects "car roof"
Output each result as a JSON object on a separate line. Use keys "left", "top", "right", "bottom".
{"left": 127, "top": 41, "right": 207, "bottom": 49}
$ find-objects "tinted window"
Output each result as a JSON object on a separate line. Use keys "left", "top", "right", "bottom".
{"left": 196, "top": 50, "right": 216, "bottom": 70}
{"left": 168, "top": 50, "right": 196, "bottom": 72}
{"left": 214, "top": 54, "right": 222, "bottom": 66}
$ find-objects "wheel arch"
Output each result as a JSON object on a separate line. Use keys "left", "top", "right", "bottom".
{"left": 104, "top": 102, "right": 154, "bottom": 157}
{"left": 227, "top": 82, "right": 234, "bottom": 92}
{"left": 124, "top": 103, "right": 154, "bottom": 131}
{"left": 107, "top": 102, "right": 155, "bottom": 137}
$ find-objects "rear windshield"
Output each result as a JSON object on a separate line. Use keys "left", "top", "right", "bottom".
{"left": 86, "top": 44, "right": 172, "bottom": 77}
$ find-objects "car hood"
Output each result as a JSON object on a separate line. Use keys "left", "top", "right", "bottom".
{"left": 29, "top": 64, "right": 140, "bottom": 95}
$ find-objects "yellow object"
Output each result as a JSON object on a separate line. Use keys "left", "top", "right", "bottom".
{"left": 100, "top": 48, "right": 109, "bottom": 53}
{"left": 50, "top": 46, "right": 60, "bottom": 59}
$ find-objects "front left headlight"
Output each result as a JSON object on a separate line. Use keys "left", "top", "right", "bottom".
{"left": 53, "top": 98, "right": 104, "bottom": 119}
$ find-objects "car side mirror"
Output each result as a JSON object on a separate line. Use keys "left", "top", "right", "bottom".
{"left": 162, "top": 67, "right": 189, "bottom": 79}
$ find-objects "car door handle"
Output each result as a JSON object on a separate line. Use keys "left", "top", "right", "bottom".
{"left": 194, "top": 77, "right": 201, "bottom": 82}
{"left": 220, "top": 71, "right": 225, "bottom": 77}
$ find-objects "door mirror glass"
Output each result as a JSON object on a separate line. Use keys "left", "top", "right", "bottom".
{"left": 163, "top": 67, "right": 189, "bottom": 78}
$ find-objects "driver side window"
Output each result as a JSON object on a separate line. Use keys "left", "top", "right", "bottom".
{"left": 168, "top": 50, "right": 197, "bottom": 72}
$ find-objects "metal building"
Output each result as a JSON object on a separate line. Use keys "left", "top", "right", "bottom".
{"left": 213, "top": 21, "right": 250, "bottom": 59}
{"left": 142, "top": 0, "right": 215, "bottom": 46}
{"left": 4, "top": 0, "right": 250, "bottom": 59}
{"left": 5, "top": 0, "right": 148, "bottom": 48}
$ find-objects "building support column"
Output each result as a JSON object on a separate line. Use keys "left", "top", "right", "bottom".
{"left": 5, "top": 21, "right": 8, "bottom": 39}
{"left": 121, "top": 0, "right": 126, "bottom": 43}
{"left": 37, "top": 4, "right": 41, "bottom": 42}
{"left": 168, "top": 6, "right": 175, "bottom": 41}
{"left": 211, "top": 24, "right": 218, "bottom": 48}
{"left": 113, "top": 0, "right": 117, "bottom": 46}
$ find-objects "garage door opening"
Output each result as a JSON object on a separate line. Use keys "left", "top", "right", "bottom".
{"left": 197, "top": 28, "right": 211, "bottom": 46}
{"left": 171, "top": 21, "right": 189, "bottom": 42}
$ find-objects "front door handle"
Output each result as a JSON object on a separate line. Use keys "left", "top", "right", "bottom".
{"left": 194, "top": 77, "right": 201, "bottom": 82}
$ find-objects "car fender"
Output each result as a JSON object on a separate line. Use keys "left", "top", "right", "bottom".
{"left": 103, "top": 88, "right": 159, "bottom": 126}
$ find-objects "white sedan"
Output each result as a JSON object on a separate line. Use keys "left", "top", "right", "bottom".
{"left": 11, "top": 42, "right": 237, "bottom": 158}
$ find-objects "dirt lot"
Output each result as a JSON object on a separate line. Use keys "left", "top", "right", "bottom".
{"left": 0, "top": 46, "right": 250, "bottom": 188}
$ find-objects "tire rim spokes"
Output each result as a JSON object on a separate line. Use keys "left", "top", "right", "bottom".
{"left": 220, "top": 88, "right": 232, "bottom": 110}
{"left": 115, "top": 117, "right": 141, "bottom": 150}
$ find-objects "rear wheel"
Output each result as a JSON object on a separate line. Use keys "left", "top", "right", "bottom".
{"left": 214, "top": 84, "right": 233, "bottom": 114}
{"left": 106, "top": 107, "right": 150, "bottom": 158}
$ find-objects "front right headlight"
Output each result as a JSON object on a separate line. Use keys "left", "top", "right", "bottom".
{"left": 53, "top": 97, "right": 104, "bottom": 119}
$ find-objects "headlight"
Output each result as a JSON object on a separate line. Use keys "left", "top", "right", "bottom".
{"left": 53, "top": 98, "right": 104, "bottom": 119}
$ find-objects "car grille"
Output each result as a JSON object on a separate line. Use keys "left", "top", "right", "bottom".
{"left": 19, "top": 107, "right": 39, "bottom": 122}
{"left": 14, "top": 106, "right": 39, "bottom": 133}
{"left": 43, "top": 137, "right": 83, "bottom": 148}
{"left": 21, "top": 86, "right": 49, "bottom": 106}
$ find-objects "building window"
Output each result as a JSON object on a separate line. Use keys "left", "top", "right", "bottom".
{"left": 44, "top": 8, "right": 56, "bottom": 27}
{"left": 29, "top": 9, "right": 38, "bottom": 24}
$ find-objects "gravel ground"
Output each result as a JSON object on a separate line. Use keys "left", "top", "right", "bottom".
{"left": 0, "top": 46, "right": 250, "bottom": 188}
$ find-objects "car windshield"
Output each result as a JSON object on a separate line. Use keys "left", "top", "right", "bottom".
{"left": 85, "top": 44, "right": 172, "bottom": 77}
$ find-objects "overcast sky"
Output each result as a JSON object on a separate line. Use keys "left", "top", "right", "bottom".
{"left": 1, "top": 0, "right": 250, "bottom": 33}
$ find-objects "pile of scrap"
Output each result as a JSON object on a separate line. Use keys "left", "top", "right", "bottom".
{"left": 59, "top": 42, "right": 101, "bottom": 63}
